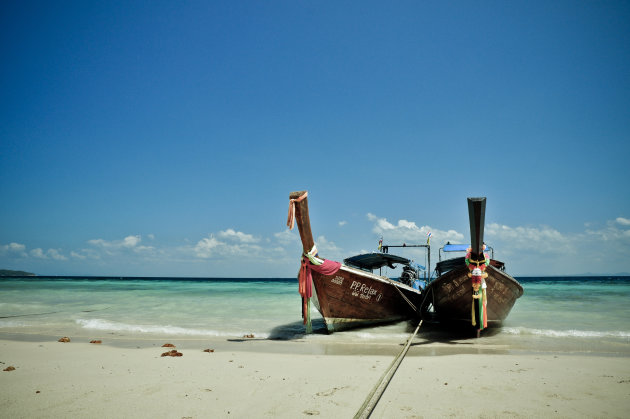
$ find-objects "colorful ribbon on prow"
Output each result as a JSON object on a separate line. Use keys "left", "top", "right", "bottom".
{"left": 297, "top": 246, "right": 341, "bottom": 333}
{"left": 287, "top": 192, "right": 341, "bottom": 333}
{"left": 466, "top": 247, "right": 488, "bottom": 331}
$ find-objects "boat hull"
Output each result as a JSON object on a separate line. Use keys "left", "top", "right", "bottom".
{"left": 311, "top": 265, "right": 423, "bottom": 332}
{"left": 423, "top": 265, "right": 523, "bottom": 325}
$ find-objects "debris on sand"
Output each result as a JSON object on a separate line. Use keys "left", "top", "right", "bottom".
{"left": 161, "top": 349, "right": 183, "bottom": 357}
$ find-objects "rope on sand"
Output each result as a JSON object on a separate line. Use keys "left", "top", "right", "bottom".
{"left": 353, "top": 319, "right": 423, "bottom": 419}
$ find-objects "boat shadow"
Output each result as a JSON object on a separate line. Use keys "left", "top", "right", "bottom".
{"left": 407, "top": 319, "right": 504, "bottom": 346}
{"left": 265, "top": 318, "right": 503, "bottom": 344}
{"left": 267, "top": 318, "right": 329, "bottom": 340}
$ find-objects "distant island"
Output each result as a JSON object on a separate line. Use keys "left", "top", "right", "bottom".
{"left": 0, "top": 269, "right": 36, "bottom": 277}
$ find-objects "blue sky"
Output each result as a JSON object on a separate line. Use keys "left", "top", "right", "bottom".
{"left": 1, "top": 1, "right": 629, "bottom": 277}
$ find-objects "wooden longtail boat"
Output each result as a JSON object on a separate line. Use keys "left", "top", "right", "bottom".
{"left": 288, "top": 191, "right": 429, "bottom": 333}
{"left": 421, "top": 198, "right": 523, "bottom": 332}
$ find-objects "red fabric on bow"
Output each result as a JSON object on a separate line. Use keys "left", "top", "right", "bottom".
{"left": 298, "top": 257, "right": 341, "bottom": 324}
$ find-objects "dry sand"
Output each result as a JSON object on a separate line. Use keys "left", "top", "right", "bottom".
{"left": 1, "top": 336, "right": 629, "bottom": 418}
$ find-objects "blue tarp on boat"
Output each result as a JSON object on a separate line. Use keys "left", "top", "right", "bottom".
{"left": 443, "top": 244, "right": 470, "bottom": 252}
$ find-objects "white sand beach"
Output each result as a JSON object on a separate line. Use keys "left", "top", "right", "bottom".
{"left": 1, "top": 336, "right": 629, "bottom": 418}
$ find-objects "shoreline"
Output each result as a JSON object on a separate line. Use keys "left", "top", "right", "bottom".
{"left": 2, "top": 325, "right": 629, "bottom": 358}
{"left": 2, "top": 329, "right": 629, "bottom": 358}
{"left": 1, "top": 335, "right": 629, "bottom": 418}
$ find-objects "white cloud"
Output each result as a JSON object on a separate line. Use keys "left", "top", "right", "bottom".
{"left": 616, "top": 217, "right": 630, "bottom": 226}
{"left": 1, "top": 242, "right": 27, "bottom": 257}
{"left": 367, "top": 213, "right": 464, "bottom": 245}
{"left": 2, "top": 242, "right": 69, "bottom": 262}
{"left": 218, "top": 229, "right": 259, "bottom": 243}
{"left": 274, "top": 229, "right": 299, "bottom": 245}
{"left": 365, "top": 214, "right": 630, "bottom": 275}
{"left": 122, "top": 235, "right": 141, "bottom": 248}
{"left": 29, "top": 248, "right": 68, "bottom": 261}
{"left": 338, "top": 221, "right": 347, "bottom": 227}
{"left": 70, "top": 249, "right": 101, "bottom": 260}
{"left": 8, "top": 242, "right": 26, "bottom": 252}
{"left": 194, "top": 236, "right": 221, "bottom": 258}
{"left": 585, "top": 219, "right": 630, "bottom": 243}
{"left": 47, "top": 249, "right": 67, "bottom": 261}
{"left": 2, "top": 213, "right": 627, "bottom": 277}
{"left": 88, "top": 239, "right": 107, "bottom": 247}
{"left": 70, "top": 251, "right": 87, "bottom": 260}
{"left": 482, "top": 219, "right": 630, "bottom": 275}
{"left": 192, "top": 229, "right": 268, "bottom": 261}
{"left": 88, "top": 235, "right": 154, "bottom": 253}
{"left": 30, "top": 248, "right": 46, "bottom": 259}
{"left": 486, "top": 223, "right": 573, "bottom": 254}
{"left": 314, "top": 235, "right": 343, "bottom": 257}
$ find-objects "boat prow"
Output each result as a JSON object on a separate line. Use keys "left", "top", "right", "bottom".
{"left": 423, "top": 264, "right": 523, "bottom": 325}
{"left": 287, "top": 191, "right": 428, "bottom": 333}
{"left": 422, "top": 197, "right": 523, "bottom": 330}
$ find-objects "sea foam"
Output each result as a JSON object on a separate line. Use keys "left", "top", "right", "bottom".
{"left": 76, "top": 318, "right": 269, "bottom": 338}
{"left": 502, "top": 326, "right": 630, "bottom": 339}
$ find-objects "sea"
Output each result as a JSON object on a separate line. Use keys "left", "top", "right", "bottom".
{"left": 1, "top": 276, "right": 629, "bottom": 356}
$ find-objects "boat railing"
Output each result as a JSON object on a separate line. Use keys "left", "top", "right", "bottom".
{"left": 381, "top": 244, "right": 431, "bottom": 280}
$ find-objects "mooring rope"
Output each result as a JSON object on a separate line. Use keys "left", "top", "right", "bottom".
{"left": 353, "top": 319, "right": 423, "bottom": 419}
{"left": 393, "top": 285, "right": 419, "bottom": 314}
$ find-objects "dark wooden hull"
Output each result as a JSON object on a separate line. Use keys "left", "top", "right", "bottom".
{"left": 311, "top": 265, "right": 422, "bottom": 332}
{"left": 423, "top": 265, "right": 523, "bottom": 325}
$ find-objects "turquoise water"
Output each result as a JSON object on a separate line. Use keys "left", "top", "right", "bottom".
{"left": 506, "top": 277, "right": 630, "bottom": 336}
{"left": 0, "top": 278, "right": 306, "bottom": 340}
{"left": 1, "top": 276, "right": 629, "bottom": 354}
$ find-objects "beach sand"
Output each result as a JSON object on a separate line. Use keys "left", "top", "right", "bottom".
{"left": 1, "top": 335, "right": 629, "bottom": 418}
